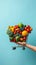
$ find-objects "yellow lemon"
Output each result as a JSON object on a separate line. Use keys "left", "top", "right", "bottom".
{"left": 8, "top": 26, "right": 13, "bottom": 29}
{"left": 10, "top": 27, "right": 14, "bottom": 32}
{"left": 22, "top": 30, "right": 28, "bottom": 36}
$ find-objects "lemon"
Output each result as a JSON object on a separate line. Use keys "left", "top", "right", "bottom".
{"left": 10, "top": 27, "right": 14, "bottom": 32}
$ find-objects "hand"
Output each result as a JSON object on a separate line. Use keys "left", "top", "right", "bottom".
{"left": 16, "top": 42, "right": 26, "bottom": 46}
{"left": 16, "top": 42, "right": 36, "bottom": 52}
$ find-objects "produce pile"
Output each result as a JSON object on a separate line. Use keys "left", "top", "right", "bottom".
{"left": 7, "top": 23, "right": 32, "bottom": 43}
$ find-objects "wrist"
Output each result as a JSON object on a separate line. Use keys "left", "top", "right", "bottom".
{"left": 23, "top": 42, "right": 27, "bottom": 47}
{"left": 26, "top": 44, "right": 28, "bottom": 47}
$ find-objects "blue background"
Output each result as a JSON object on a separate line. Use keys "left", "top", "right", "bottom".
{"left": 0, "top": 0, "right": 36, "bottom": 65}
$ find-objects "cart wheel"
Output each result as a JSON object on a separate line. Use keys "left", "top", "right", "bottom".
{"left": 22, "top": 47, "right": 25, "bottom": 50}
{"left": 12, "top": 47, "right": 16, "bottom": 50}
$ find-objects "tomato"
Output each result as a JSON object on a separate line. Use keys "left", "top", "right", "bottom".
{"left": 23, "top": 36, "right": 27, "bottom": 40}
{"left": 19, "top": 31, "right": 22, "bottom": 34}
{"left": 14, "top": 31, "right": 17, "bottom": 34}
{"left": 26, "top": 28, "right": 30, "bottom": 33}
{"left": 20, "top": 38, "right": 23, "bottom": 41}
{"left": 30, "top": 27, "right": 32, "bottom": 31}
{"left": 26, "top": 25, "right": 30, "bottom": 28}
{"left": 24, "top": 27, "right": 27, "bottom": 30}
{"left": 14, "top": 25, "right": 19, "bottom": 29}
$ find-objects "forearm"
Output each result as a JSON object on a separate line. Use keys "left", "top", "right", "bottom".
{"left": 25, "top": 44, "right": 36, "bottom": 52}
{"left": 17, "top": 42, "right": 36, "bottom": 52}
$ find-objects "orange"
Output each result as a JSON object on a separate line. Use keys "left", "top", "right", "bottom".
{"left": 22, "top": 30, "right": 28, "bottom": 36}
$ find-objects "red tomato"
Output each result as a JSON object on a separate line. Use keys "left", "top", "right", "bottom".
{"left": 14, "top": 32, "right": 16, "bottom": 34}
{"left": 26, "top": 25, "right": 30, "bottom": 29}
{"left": 16, "top": 28, "right": 20, "bottom": 30}
{"left": 26, "top": 28, "right": 30, "bottom": 33}
{"left": 23, "top": 36, "right": 27, "bottom": 40}
{"left": 16, "top": 28, "right": 20, "bottom": 33}
{"left": 19, "top": 31, "right": 22, "bottom": 34}
{"left": 24, "top": 27, "right": 27, "bottom": 30}
{"left": 20, "top": 38, "right": 23, "bottom": 41}
{"left": 14, "top": 25, "right": 19, "bottom": 29}
{"left": 17, "top": 30, "right": 20, "bottom": 33}
{"left": 14, "top": 30, "right": 17, "bottom": 34}
{"left": 25, "top": 25, "right": 31, "bottom": 33}
{"left": 30, "top": 27, "right": 32, "bottom": 31}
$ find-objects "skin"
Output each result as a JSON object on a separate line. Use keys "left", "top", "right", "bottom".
{"left": 16, "top": 42, "right": 36, "bottom": 52}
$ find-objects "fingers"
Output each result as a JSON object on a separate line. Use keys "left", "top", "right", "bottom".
{"left": 16, "top": 42, "right": 24, "bottom": 45}
{"left": 16, "top": 42, "right": 26, "bottom": 46}
{"left": 17, "top": 42, "right": 22, "bottom": 45}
